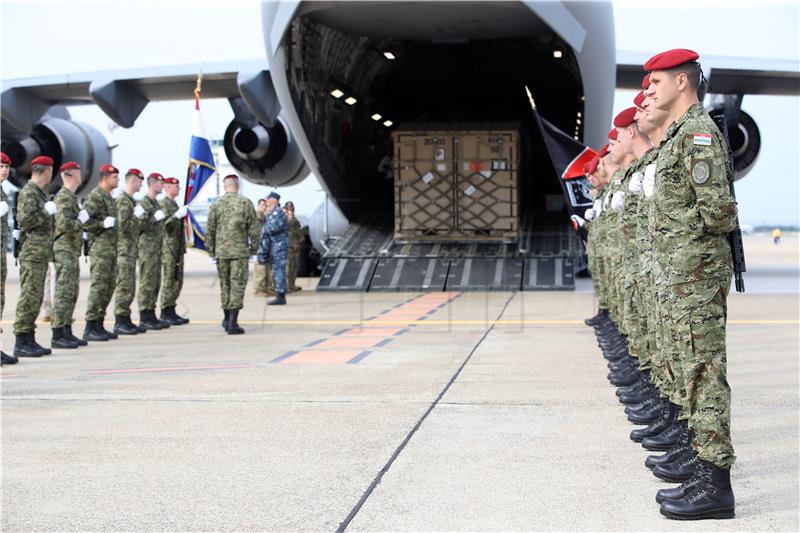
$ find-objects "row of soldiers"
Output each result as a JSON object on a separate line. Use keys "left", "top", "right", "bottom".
{"left": 1, "top": 160, "right": 190, "bottom": 363}
{"left": 570, "top": 49, "right": 738, "bottom": 520}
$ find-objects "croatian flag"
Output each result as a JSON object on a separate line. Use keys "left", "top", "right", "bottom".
{"left": 183, "top": 93, "right": 216, "bottom": 250}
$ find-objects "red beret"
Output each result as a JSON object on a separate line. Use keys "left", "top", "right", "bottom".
{"left": 31, "top": 155, "right": 53, "bottom": 167}
{"left": 587, "top": 156, "right": 599, "bottom": 175}
{"left": 147, "top": 172, "right": 164, "bottom": 181}
{"left": 0, "top": 152, "right": 10, "bottom": 165}
{"left": 126, "top": 168, "right": 144, "bottom": 178}
{"left": 100, "top": 164, "right": 119, "bottom": 174}
{"left": 223, "top": 174, "right": 239, "bottom": 181}
{"left": 633, "top": 91, "right": 646, "bottom": 108}
{"left": 607, "top": 128, "right": 618, "bottom": 141}
{"left": 644, "top": 48, "right": 699, "bottom": 71}
{"left": 598, "top": 144, "right": 610, "bottom": 158}
{"left": 163, "top": 177, "right": 179, "bottom": 184}
{"left": 59, "top": 161, "right": 80, "bottom": 173}
{"left": 614, "top": 107, "right": 638, "bottom": 127}
{"left": 641, "top": 74, "right": 650, "bottom": 89}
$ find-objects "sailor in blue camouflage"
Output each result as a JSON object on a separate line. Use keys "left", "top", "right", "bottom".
{"left": 258, "top": 192, "right": 289, "bottom": 298}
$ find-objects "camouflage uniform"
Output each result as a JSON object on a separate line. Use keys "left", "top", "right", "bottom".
{"left": 137, "top": 196, "right": 164, "bottom": 312}
{"left": 83, "top": 186, "right": 118, "bottom": 322}
{"left": 618, "top": 158, "right": 646, "bottom": 365}
{"left": 592, "top": 187, "right": 611, "bottom": 312}
{"left": 160, "top": 197, "right": 185, "bottom": 309}
{"left": 1, "top": 187, "right": 7, "bottom": 321}
{"left": 113, "top": 192, "right": 139, "bottom": 318}
{"left": 52, "top": 187, "right": 82, "bottom": 328}
{"left": 13, "top": 180, "right": 54, "bottom": 335}
{"left": 287, "top": 217, "right": 303, "bottom": 290}
{"left": 259, "top": 206, "right": 289, "bottom": 295}
{"left": 600, "top": 171, "right": 625, "bottom": 325}
{"left": 205, "top": 192, "right": 260, "bottom": 310}
{"left": 252, "top": 211, "right": 271, "bottom": 294}
{"left": 607, "top": 168, "right": 629, "bottom": 332}
{"left": 653, "top": 102, "right": 737, "bottom": 468}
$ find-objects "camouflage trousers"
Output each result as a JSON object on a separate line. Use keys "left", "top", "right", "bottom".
{"left": 287, "top": 248, "right": 300, "bottom": 290}
{"left": 137, "top": 253, "right": 161, "bottom": 311}
{"left": 85, "top": 251, "right": 117, "bottom": 321}
{"left": 217, "top": 257, "right": 249, "bottom": 310}
{"left": 114, "top": 255, "right": 137, "bottom": 317}
{"left": 643, "top": 269, "right": 670, "bottom": 399}
{"left": 160, "top": 255, "right": 184, "bottom": 309}
{"left": 666, "top": 277, "right": 735, "bottom": 468}
{"left": 13, "top": 259, "right": 47, "bottom": 334}
{"left": 594, "top": 255, "right": 609, "bottom": 310}
{"left": 52, "top": 252, "right": 80, "bottom": 328}
{"left": 253, "top": 263, "right": 274, "bottom": 294}
{"left": 271, "top": 247, "right": 287, "bottom": 294}
{"left": 623, "top": 274, "right": 647, "bottom": 367}
{"left": 1, "top": 250, "right": 6, "bottom": 318}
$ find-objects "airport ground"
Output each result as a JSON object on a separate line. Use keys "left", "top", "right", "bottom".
{"left": 1, "top": 232, "right": 798, "bottom": 531}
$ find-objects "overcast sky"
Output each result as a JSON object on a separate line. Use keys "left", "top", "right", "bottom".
{"left": 2, "top": 0, "right": 799, "bottom": 225}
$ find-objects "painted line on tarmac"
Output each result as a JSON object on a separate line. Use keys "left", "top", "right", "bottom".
{"left": 87, "top": 363, "right": 257, "bottom": 375}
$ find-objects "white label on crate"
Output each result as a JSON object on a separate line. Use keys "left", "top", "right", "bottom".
{"left": 481, "top": 170, "right": 492, "bottom": 179}
{"left": 421, "top": 172, "right": 434, "bottom": 184}
{"left": 464, "top": 185, "right": 476, "bottom": 196}
{"left": 435, "top": 148, "right": 445, "bottom": 161}
{"left": 436, "top": 164, "right": 446, "bottom": 172}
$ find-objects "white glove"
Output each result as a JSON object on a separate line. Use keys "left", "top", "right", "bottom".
{"left": 77, "top": 209, "right": 90, "bottom": 224}
{"left": 0, "top": 201, "right": 8, "bottom": 217}
{"left": 12, "top": 229, "right": 20, "bottom": 240}
{"left": 103, "top": 216, "right": 115, "bottom": 229}
{"left": 584, "top": 208, "right": 596, "bottom": 221}
{"left": 44, "top": 201, "right": 57, "bottom": 215}
{"left": 249, "top": 255, "right": 256, "bottom": 264}
{"left": 570, "top": 214, "right": 586, "bottom": 228}
{"left": 111, "top": 188, "right": 122, "bottom": 199}
{"left": 611, "top": 191, "right": 625, "bottom": 211}
{"left": 82, "top": 232, "right": 88, "bottom": 240}
{"left": 643, "top": 163, "right": 656, "bottom": 198}
{"left": 209, "top": 257, "right": 217, "bottom": 264}
{"left": 154, "top": 209, "right": 165, "bottom": 222}
{"left": 174, "top": 206, "right": 189, "bottom": 219}
{"left": 133, "top": 205, "right": 145, "bottom": 219}
{"left": 628, "top": 172, "right": 644, "bottom": 195}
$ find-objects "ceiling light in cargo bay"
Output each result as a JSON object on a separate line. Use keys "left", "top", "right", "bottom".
{"left": 330, "top": 89, "right": 344, "bottom": 98}
{"left": 383, "top": 120, "right": 394, "bottom": 127}
{"left": 553, "top": 49, "right": 563, "bottom": 59}
{"left": 576, "top": 119, "right": 581, "bottom": 125}
{"left": 371, "top": 113, "right": 383, "bottom": 121}
{"left": 577, "top": 112, "right": 582, "bottom": 118}
{"left": 345, "top": 96, "right": 358, "bottom": 105}
{"left": 384, "top": 51, "right": 396, "bottom": 60}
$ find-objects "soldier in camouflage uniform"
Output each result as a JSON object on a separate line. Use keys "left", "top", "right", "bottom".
{"left": 252, "top": 198, "right": 272, "bottom": 296}
{"left": 82, "top": 164, "right": 120, "bottom": 341}
{"left": 258, "top": 192, "right": 289, "bottom": 306}
{"left": 205, "top": 175, "right": 260, "bottom": 334}
{"left": 13, "top": 156, "right": 56, "bottom": 357}
{"left": 285, "top": 201, "right": 303, "bottom": 292}
{"left": 137, "top": 173, "right": 169, "bottom": 330}
{"left": 644, "top": 50, "right": 738, "bottom": 520}
{"left": 0, "top": 152, "right": 18, "bottom": 364}
{"left": 113, "top": 168, "right": 145, "bottom": 335}
{"left": 51, "top": 162, "right": 89, "bottom": 349}
{"left": 159, "top": 177, "right": 190, "bottom": 326}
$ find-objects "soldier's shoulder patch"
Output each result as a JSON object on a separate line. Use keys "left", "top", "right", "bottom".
{"left": 691, "top": 159, "right": 712, "bottom": 185}
{"left": 692, "top": 133, "right": 712, "bottom": 146}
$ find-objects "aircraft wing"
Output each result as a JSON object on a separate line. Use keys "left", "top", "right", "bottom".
{"left": 616, "top": 51, "right": 800, "bottom": 95}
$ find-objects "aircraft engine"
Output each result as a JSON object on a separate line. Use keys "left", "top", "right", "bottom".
{"left": 223, "top": 116, "right": 307, "bottom": 187}
{"left": 729, "top": 110, "right": 761, "bottom": 180}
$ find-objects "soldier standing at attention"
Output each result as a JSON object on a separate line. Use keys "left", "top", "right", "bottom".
{"left": 159, "top": 177, "right": 190, "bottom": 325}
{"left": 51, "top": 162, "right": 89, "bottom": 349}
{"left": 285, "top": 200, "right": 303, "bottom": 292}
{"left": 1, "top": 152, "right": 18, "bottom": 364}
{"left": 113, "top": 168, "right": 146, "bottom": 335}
{"left": 205, "top": 174, "right": 260, "bottom": 334}
{"left": 13, "top": 156, "right": 56, "bottom": 357}
{"left": 82, "top": 164, "right": 120, "bottom": 342}
{"left": 259, "top": 192, "right": 289, "bottom": 306}
{"left": 645, "top": 49, "right": 738, "bottom": 520}
{"left": 137, "top": 172, "right": 169, "bottom": 330}
{"left": 253, "top": 198, "right": 271, "bottom": 297}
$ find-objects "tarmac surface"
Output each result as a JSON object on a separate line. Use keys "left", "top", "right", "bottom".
{"left": 1, "top": 232, "right": 798, "bottom": 531}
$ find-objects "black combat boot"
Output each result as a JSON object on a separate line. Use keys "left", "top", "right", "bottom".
{"left": 653, "top": 448, "right": 699, "bottom": 482}
{"left": 619, "top": 385, "right": 654, "bottom": 405}
{"left": 98, "top": 320, "right": 118, "bottom": 339}
{"left": 630, "top": 402, "right": 675, "bottom": 441}
{"left": 226, "top": 309, "right": 244, "bottom": 334}
{"left": 608, "top": 366, "right": 640, "bottom": 386}
{"left": 267, "top": 293, "right": 286, "bottom": 306}
{"left": 627, "top": 397, "right": 666, "bottom": 424}
{"left": 140, "top": 310, "right": 166, "bottom": 331}
{"left": 1, "top": 350, "right": 19, "bottom": 365}
{"left": 222, "top": 309, "right": 230, "bottom": 330}
{"left": 113, "top": 315, "right": 139, "bottom": 335}
{"left": 585, "top": 310, "right": 604, "bottom": 326}
{"left": 65, "top": 324, "right": 88, "bottom": 346}
{"left": 646, "top": 426, "right": 692, "bottom": 469}
{"left": 642, "top": 418, "right": 684, "bottom": 451}
{"left": 659, "top": 460, "right": 735, "bottom": 520}
{"left": 28, "top": 332, "right": 52, "bottom": 355}
{"left": 52, "top": 327, "right": 79, "bottom": 349}
{"left": 84, "top": 320, "right": 110, "bottom": 342}
{"left": 14, "top": 333, "right": 48, "bottom": 357}
{"left": 160, "top": 306, "right": 189, "bottom": 326}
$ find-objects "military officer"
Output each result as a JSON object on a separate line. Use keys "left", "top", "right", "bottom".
{"left": 51, "top": 162, "right": 89, "bottom": 348}
{"left": 113, "top": 168, "right": 146, "bottom": 335}
{"left": 645, "top": 49, "right": 737, "bottom": 520}
{"left": 137, "top": 172, "right": 169, "bottom": 330}
{"left": 82, "top": 164, "right": 120, "bottom": 341}
{"left": 205, "top": 174, "right": 260, "bottom": 334}
{"left": 159, "top": 177, "right": 190, "bottom": 325}
{"left": 252, "top": 198, "right": 272, "bottom": 296}
{"left": 1, "top": 152, "right": 18, "bottom": 364}
{"left": 258, "top": 192, "right": 289, "bottom": 306}
{"left": 285, "top": 201, "right": 303, "bottom": 292}
{"left": 13, "top": 155, "right": 56, "bottom": 357}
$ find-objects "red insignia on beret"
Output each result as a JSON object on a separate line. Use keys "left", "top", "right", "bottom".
{"left": 633, "top": 91, "right": 646, "bottom": 108}
{"left": 31, "top": 155, "right": 54, "bottom": 167}
{"left": 0, "top": 152, "right": 11, "bottom": 165}
{"left": 644, "top": 48, "right": 699, "bottom": 71}
{"left": 641, "top": 74, "right": 650, "bottom": 89}
{"left": 126, "top": 168, "right": 144, "bottom": 178}
{"left": 59, "top": 161, "right": 80, "bottom": 173}
{"left": 163, "top": 177, "right": 179, "bottom": 184}
{"left": 147, "top": 172, "right": 164, "bottom": 181}
{"left": 100, "top": 164, "right": 119, "bottom": 174}
{"left": 607, "top": 129, "right": 618, "bottom": 141}
{"left": 614, "top": 107, "right": 638, "bottom": 128}
{"left": 598, "top": 144, "right": 610, "bottom": 158}
{"left": 223, "top": 174, "right": 239, "bottom": 181}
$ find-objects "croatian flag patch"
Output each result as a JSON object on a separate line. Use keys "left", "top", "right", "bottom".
{"left": 693, "top": 133, "right": 712, "bottom": 146}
